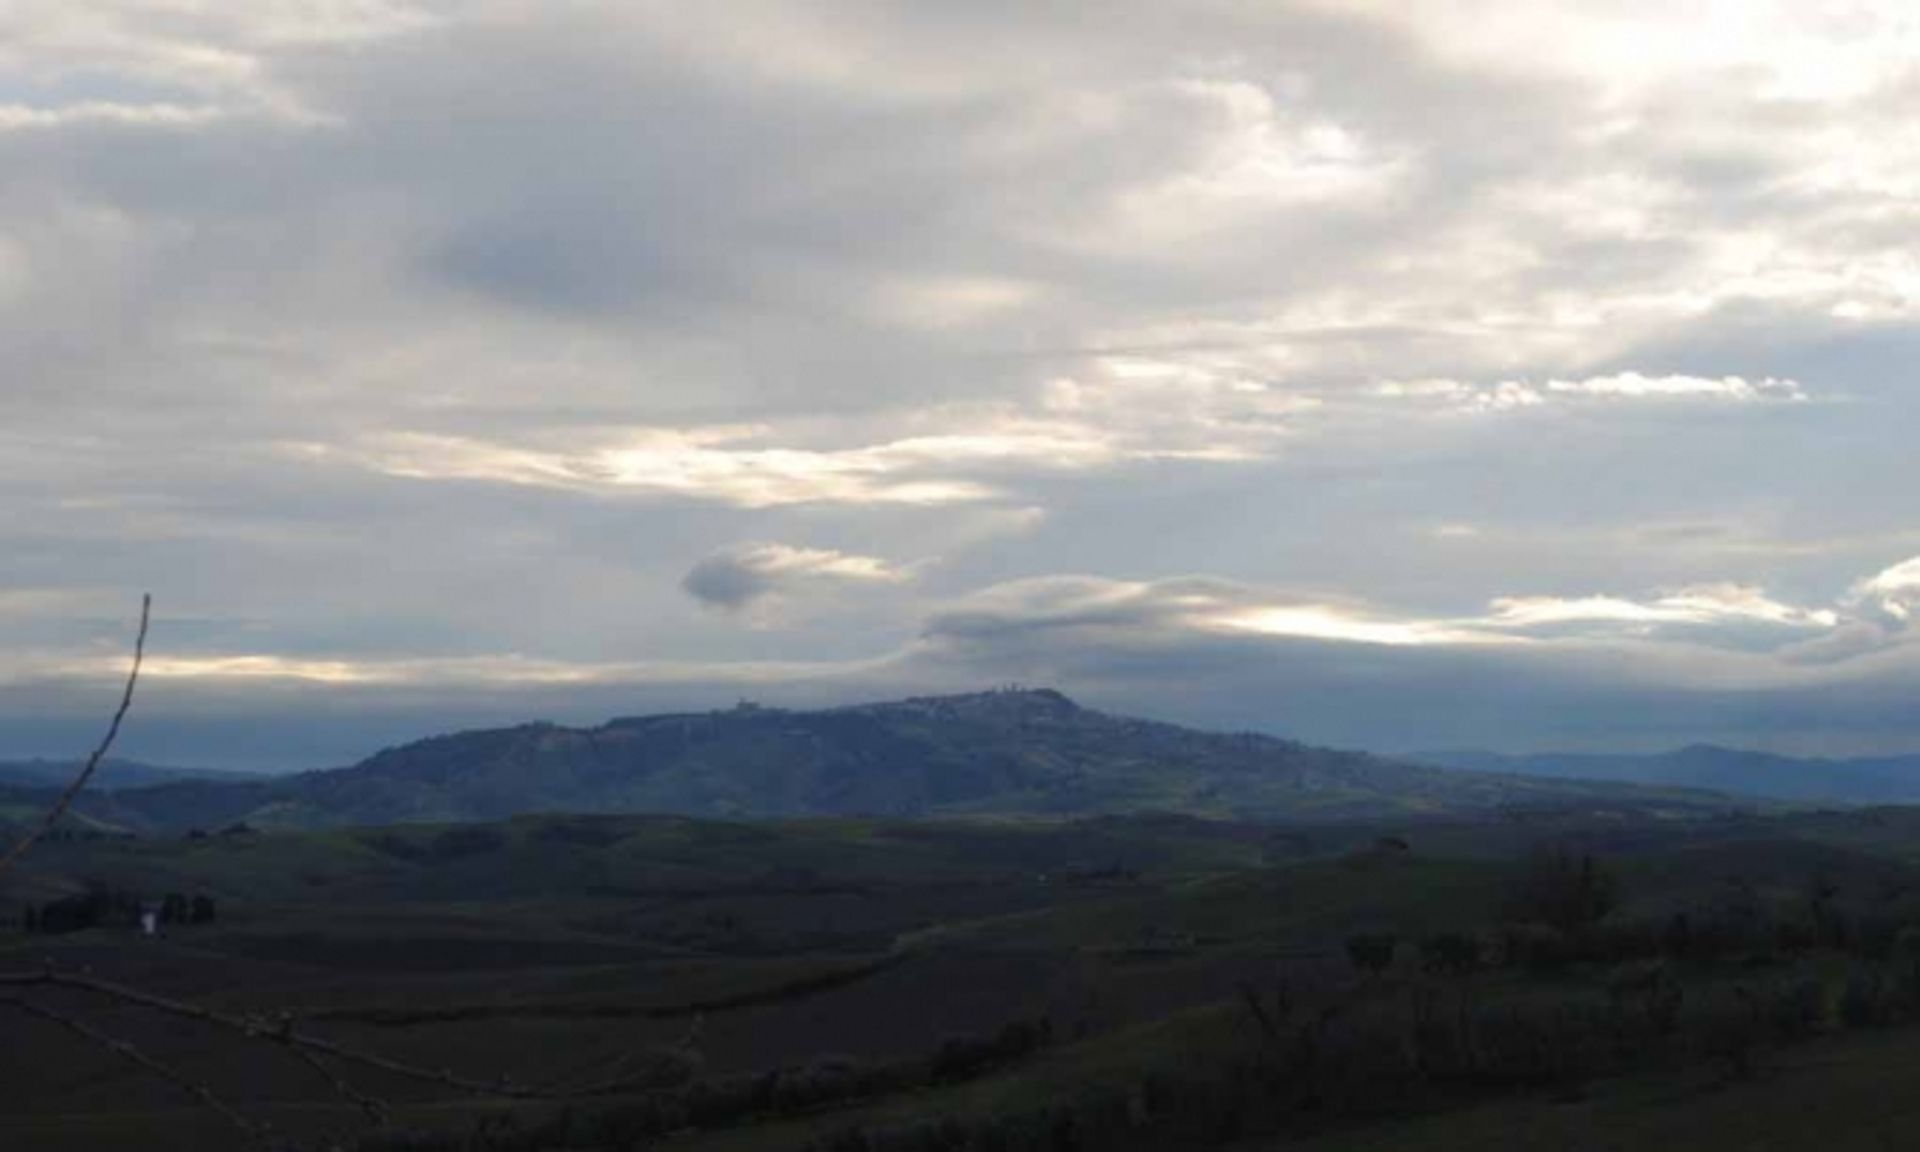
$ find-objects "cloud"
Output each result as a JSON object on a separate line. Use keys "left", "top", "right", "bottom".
{"left": 1781, "top": 554, "right": 1920, "bottom": 663}
{"left": 0, "top": 586, "right": 118, "bottom": 618}
{"left": 1375, "top": 373, "right": 1807, "bottom": 414}
{"left": 1545, "top": 374, "right": 1806, "bottom": 401}
{"left": 7, "top": 1, "right": 1920, "bottom": 763}
{"left": 925, "top": 560, "right": 1918, "bottom": 675}
{"left": 683, "top": 543, "right": 907, "bottom": 611}
{"left": 1857, "top": 555, "right": 1920, "bottom": 622}
{"left": 908, "top": 562, "right": 1920, "bottom": 753}
{"left": 312, "top": 366, "right": 1809, "bottom": 514}
{"left": 1486, "top": 585, "right": 1838, "bottom": 634}
{"left": 1210, "top": 605, "right": 1491, "bottom": 647}
{"left": 0, "top": 102, "right": 232, "bottom": 131}
{"left": 11, "top": 549, "right": 1920, "bottom": 765}
{"left": 11, "top": 647, "right": 891, "bottom": 692}
{"left": 314, "top": 424, "right": 1103, "bottom": 508}
{"left": 313, "top": 388, "right": 1317, "bottom": 506}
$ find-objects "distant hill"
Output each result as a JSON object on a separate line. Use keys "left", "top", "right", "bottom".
{"left": 1412, "top": 745, "right": 1920, "bottom": 806}
{"left": 8, "top": 690, "right": 1751, "bottom": 833}
{"left": 0, "top": 759, "right": 254, "bottom": 790}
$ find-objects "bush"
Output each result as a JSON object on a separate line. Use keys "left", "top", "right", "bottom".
{"left": 1841, "top": 967, "right": 1889, "bottom": 1027}
{"left": 1503, "top": 847, "right": 1618, "bottom": 933}
{"left": 1345, "top": 932, "right": 1397, "bottom": 976}
{"left": 1765, "top": 978, "right": 1824, "bottom": 1041}
{"left": 1420, "top": 932, "right": 1481, "bottom": 977}
{"left": 1606, "top": 959, "right": 1683, "bottom": 1040}
{"left": 1498, "top": 923, "right": 1574, "bottom": 974}
{"left": 1692, "top": 988, "right": 1764, "bottom": 1080}
{"left": 929, "top": 1020, "right": 1052, "bottom": 1082}
{"left": 30, "top": 882, "right": 142, "bottom": 934}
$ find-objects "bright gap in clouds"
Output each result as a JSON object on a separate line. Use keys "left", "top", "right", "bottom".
{"left": 1210, "top": 606, "right": 1493, "bottom": 647}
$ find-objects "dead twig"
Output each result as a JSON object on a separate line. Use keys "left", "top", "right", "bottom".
{"left": 0, "top": 593, "right": 150, "bottom": 877}
{"left": 1237, "top": 981, "right": 1280, "bottom": 1044}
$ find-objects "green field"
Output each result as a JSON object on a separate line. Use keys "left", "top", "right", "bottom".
{"left": 10, "top": 807, "right": 1920, "bottom": 1149}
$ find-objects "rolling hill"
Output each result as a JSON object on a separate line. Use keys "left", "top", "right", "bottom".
{"left": 7, "top": 690, "right": 1748, "bottom": 833}
{"left": 0, "top": 759, "right": 251, "bottom": 790}
{"left": 1413, "top": 744, "right": 1920, "bottom": 806}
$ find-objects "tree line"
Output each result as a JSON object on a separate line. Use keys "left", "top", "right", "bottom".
{"left": 14, "top": 882, "right": 217, "bottom": 934}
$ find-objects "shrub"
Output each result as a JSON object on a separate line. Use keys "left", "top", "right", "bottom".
{"left": 1503, "top": 847, "right": 1617, "bottom": 933}
{"left": 1345, "top": 932, "right": 1397, "bottom": 976}
{"left": 1606, "top": 959, "right": 1683, "bottom": 1040}
{"left": 1498, "top": 923, "right": 1574, "bottom": 974}
{"left": 1420, "top": 932, "right": 1481, "bottom": 977}
{"left": 1765, "top": 978, "right": 1825, "bottom": 1041}
{"left": 1693, "top": 988, "right": 1764, "bottom": 1080}
{"left": 1841, "top": 967, "right": 1889, "bottom": 1027}
{"left": 929, "top": 1019, "right": 1052, "bottom": 1082}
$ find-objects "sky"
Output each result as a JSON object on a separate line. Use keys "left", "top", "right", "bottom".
{"left": 5, "top": 1, "right": 1920, "bottom": 769}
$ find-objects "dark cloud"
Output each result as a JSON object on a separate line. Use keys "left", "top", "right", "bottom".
{"left": 681, "top": 543, "right": 908, "bottom": 614}
{"left": 682, "top": 553, "right": 774, "bottom": 611}
{"left": 908, "top": 571, "right": 1920, "bottom": 756}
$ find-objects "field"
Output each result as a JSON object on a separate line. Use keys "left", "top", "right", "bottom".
{"left": 10, "top": 808, "right": 1920, "bottom": 1149}
{"left": 1268, "top": 1025, "right": 1920, "bottom": 1151}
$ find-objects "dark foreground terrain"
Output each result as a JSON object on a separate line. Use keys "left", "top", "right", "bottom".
{"left": 13, "top": 805, "right": 1920, "bottom": 1149}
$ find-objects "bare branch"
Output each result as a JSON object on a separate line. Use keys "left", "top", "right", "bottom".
{"left": 1, "top": 994, "right": 270, "bottom": 1147}
{"left": 0, "top": 593, "right": 150, "bottom": 877}
{"left": 1236, "top": 981, "right": 1279, "bottom": 1044}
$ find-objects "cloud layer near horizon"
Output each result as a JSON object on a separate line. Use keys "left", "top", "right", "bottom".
{"left": 6, "top": 1, "right": 1920, "bottom": 766}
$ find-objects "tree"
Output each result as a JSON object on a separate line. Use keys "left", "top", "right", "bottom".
{"left": 1346, "top": 932, "right": 1397, "bottom": 976}
{"left": 1504, "top": 846, "right": 1618, "bottom": 933}
{"left": 1420, "top": 931, "right": 1481, "bottom": 976}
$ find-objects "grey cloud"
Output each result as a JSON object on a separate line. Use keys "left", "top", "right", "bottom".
{"left": 922, "top": 573, "right": 1855, "bottom": 659}
{"left": 6, "top": 3, "right": 1920, "bottom": 765}
{"left": 683, "top": 554, "right": 775, "bottom": 611}
{"left": 909, "top": 569, "right": 1920, "bottom": 754}
{"left": 682, "top": 543, "right": 907, "bottom": 611}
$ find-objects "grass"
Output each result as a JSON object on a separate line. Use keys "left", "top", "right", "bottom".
{"left": 1265, "top": 1026, "right": 1920, "bottom": 1151}
{"left": 659, "top": 1003, "right": 1247, "bottom": 1152}
{"left": 14, "top": 805, "right": 1920, "bottom": 1149}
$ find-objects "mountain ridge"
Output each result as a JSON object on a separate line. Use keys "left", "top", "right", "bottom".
{"left": 0, "top": 758, "right": 260, "bottom": 790}
{"left": 6, "top": 689, "right": 1752, "bottom": 833}
{"left": 1412, "top": 745, "right": 1920, "bottom": 805}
